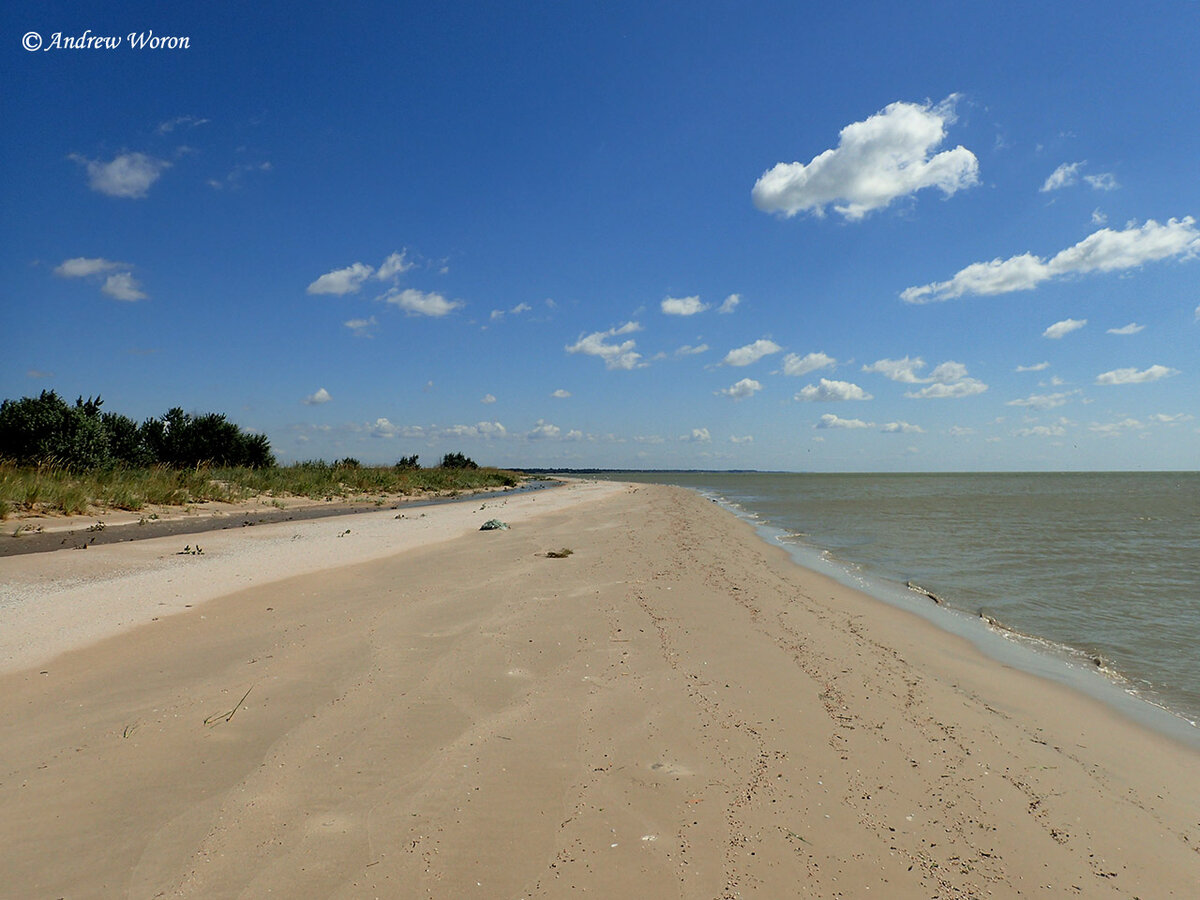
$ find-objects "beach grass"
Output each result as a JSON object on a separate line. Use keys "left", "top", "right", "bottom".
{"left": 0, "top": 460, "right": 523, "bottom": 519}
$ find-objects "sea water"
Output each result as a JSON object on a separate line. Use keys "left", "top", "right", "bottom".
{"left": 594, "top": 472, "right": 1200, "bottom": 742}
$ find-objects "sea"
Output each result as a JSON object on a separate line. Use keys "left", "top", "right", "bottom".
{"left": 587, "top": 471, "right": 1200, "bottom": 746}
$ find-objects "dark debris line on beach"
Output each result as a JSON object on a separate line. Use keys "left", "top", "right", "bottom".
{"left": 0, "top": 481, "right": 563, "bottom": 558}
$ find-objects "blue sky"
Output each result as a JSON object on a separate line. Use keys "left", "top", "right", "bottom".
{"left": 3, "top": 1, "right": 1198, "bottom": 471}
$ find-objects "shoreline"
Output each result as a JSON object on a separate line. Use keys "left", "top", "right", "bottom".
{"left": 2, "top": 481, "right": 1197, "bottom": 896}
{"left": 718, "top": 493, "right": 1200, "bottom": 752}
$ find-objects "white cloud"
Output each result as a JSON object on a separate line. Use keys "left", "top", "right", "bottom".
{"left": 383, "top": 288, "right": 463, "bottom": 317}
{"left": 375, "top": 250, "right": 413, "bottom": 280}
{"left": 54, "top": 257, "right": 121, "bottom": 278}
{"left": 1040, "top": 161, "right": 1083, "bottom": 192}
{"left": 730, "top": 434, "right": 754, "bottom": 444}
{"left": 1107, "top": 323, "right": 1144, "bottom": 335}
{"left": 101, "top": 272, "right": 147, "bottom": 302}
{"left": 684, "top": 428, "right": 712, "bottom": 443}
{"left": 1040, "top": 162, "right": 1117, "bottom": 193}
{"left": 481, "top": 394, "right": 496, "bottom": 404}
{"left": 71, "top": 152, "right": 170, "bottom": 198}
{"left": 674, "top": 344, "right": 709, "bottom": 357}
{"left": 879, "top": 421, "right": 925, "bottom": 433}
{"left": 1043, "top": 318, "right": 1087, "bottom": 339}
{"left": 752, "top": 96, "right": 978, "bottom": 220}
{"left": 906, "top": 379, "right": 988, "bottom": 399}
{"left": 344, "top": 316, "right": 377, "bottom": 337}
{"left": 1148, "top": 413, "right": 1193, "bottom": 425}
{"left": 1089, "top": 418, "right": 1146, "bottom": 436}
{"left": 1014, "top": 423, "right": 1068, "bottom": 438}
{"left": 566, "top": 322, "right": 644, "bottom": 370}
{"left": 862, "top": 356, "right": 926, "bottom": 382}
{"left": 816, "top": 413, "right": 872, "bottom": 430}
{"left": 156, "top": 115, "right": 209, "bottom": 134}
{"left": 1015, "top": 361, "right": 1050, "bottom": 372}
{"left": 863, "top": 357, "right": 988, "bottom": 398}
{"left": 490, "top": 301, "right": 533, "bottom": 322}
{"left": 795, "top": 378, "right": 873, "bottom": 402}
{"left": 1006, "top": 391, "right": 1076, "bottom": 410}
{"left": 1095, "top": 364, "right": 1179, "bottom": 385}
{"left": 1092, "top": 209, "right": 1108, "bottom": 226}
{"left": 716, "top": 378, "right": 763, "bottom": 400}
{"left": 308, "top": 262, "right": 374, "bottom": 295}
{"left": 902, "top": 217, "right": 1200, "bottom": 303}
{"left": 722, "top": 338, "right": 782, "bottom": 367}
{"left": 661, "top": 295, "right": 708, "bottom": 316}
{"left": 717, "top": 294, "right": 741, "bottom": 314}
{"left": 947, "top": 425, "right": 975, "bottom": 436}
{"left": 782, "top": 351, "right": 837, "bottom": 376}
{"left": 303, "top": 388, "right": 332, "bottom": 406}
{"left": 1084, "top": 172, "right": 1119, "bottom": 191}
{"left": 1194, "top": 303, "right": 1200, "bottom": 322}
{"left": 552, "top": 389, "right": 571, "bottom": 398}
{"left": 528, "top": 420, "right": 561, "bottom": 440}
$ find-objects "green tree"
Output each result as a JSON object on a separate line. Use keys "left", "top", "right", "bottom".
{"left": 439, "top": 451, "right": 478, "bottom": 469}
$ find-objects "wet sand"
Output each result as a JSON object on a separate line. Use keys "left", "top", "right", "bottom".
{"left": 1, "top": 481, "right": 1197, "bottom": 897}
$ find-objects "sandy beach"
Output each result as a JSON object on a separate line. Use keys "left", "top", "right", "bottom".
{"left": 1, "top": 480, "right": 1197, "bottom": 898}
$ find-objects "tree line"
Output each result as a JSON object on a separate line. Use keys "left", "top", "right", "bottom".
{"left": 0, "top": 391, "right": 273, "bottom": 470}
{"left": 0, "top": 391, "right": 482, "bottom": 472}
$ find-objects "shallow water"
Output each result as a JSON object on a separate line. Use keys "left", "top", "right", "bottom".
{"left": 596, "top": 472, "right": 1200, "bottom": 734}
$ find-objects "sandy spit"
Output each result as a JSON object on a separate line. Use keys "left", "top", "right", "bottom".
{"left": 1, "top": 481, "right": 1196, "bottom": 898}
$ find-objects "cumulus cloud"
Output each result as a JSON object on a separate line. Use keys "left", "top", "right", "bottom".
{"left": 383, "top": 288, "right": 463, "bottom": 317}
{"left": 1107, "top": 323, "right": 1144, "bottom": 335}
{"left": 815, "top": 414, "right": 872, "bottom": 430}
{"left": 490, "top": 301, "right": 533, "bottom": 322}
{"left": 1040, "top": 162, "right": 1117, "bottom": 194}
{"left": 717, "top": 294, "right": 741, "bottom": 314}
{"left": 795, "top": 378, "right": 873, "bottom": 402}
{"left": 1014, "top": 422, "right": 1068, "bottom": 438}
{"left": 71, "top": 151, "right": 170, "bottom": 198}
{"left": 308, "top": 262, "right": 374, "bottom": 295}
{"left": 752, "top": 96, "right": 979, "bottom": 220}
{"left": 722, "top": 339, "right": 782, "bottom": 367}
{"left": 1043, "top": 318, "right": 1087, "bottom": 339}
{"left": 661, "top": 295, "right": 708, "bottom": 316}
{"left": 54, "top": 256, "right": 147, "bottom": 301}
{"left": 879, "top": 421, "right": 925, "bottom": 433}
{"left": 344, "top": 316, "right": 377, "bottom": 337}
{"left": 376, "top": 250, "right": 414, "bottom": 280}
{"left": 902, "top": 217, "right": 1200, "bottom": 303}
{"left": 782, "top": 351, "right": 837, "bottom": 376}
{"left": 1084, "top": 172, "right": 1119, "bottom": 191}
{"left": 54, "top": 257, "right": 120, "bottom": 278}
{"left": 101, "top": 272, "right": 147, "bottom": 302}
{"left": 1095, "top": 364, "right": 1179, "bottom": 385}
{"left": 1006, "top": 391, "right": 1077, "bottom": 410}
{"left": 1015, "top": 361, "right": 1050, "bottom": 372}
{"left": 862, "top": 356, "right": 927, "bottom": 383}
{"left": 303, "top": 388, "right": 332, "bottom": 406}
{"left": 552, "top": 389, "right": 571, "bottom": 398}
{"left": 1040, "top": 161, "right": 1083, "bottom": 192}
{"left": 730, "top": 434, "right": 754, "bottom": 444}
{"left": 481, "top": 394, "right": 496, "bottom": 404}
{"left": 716, "top": 378, "right": 763, "bottom": 400}
{"left": 566, "top": 322, "right": 644, "bottom": 370}
{"left": 684, "top": 428, "right": 712, "bottom": 443}
{"left": 527, "top": 420, "right": 561, "bottom": 440}
{"left": 864, "top": 356, "right": 988, "bottom": 398}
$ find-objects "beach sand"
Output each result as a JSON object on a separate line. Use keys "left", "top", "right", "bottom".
{"left": 1, "top": 481, "right": 1196, "bottom": 897}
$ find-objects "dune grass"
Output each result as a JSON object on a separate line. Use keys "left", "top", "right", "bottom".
{"left": 0, "top": 460, "right": 523, "bottom": 520}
